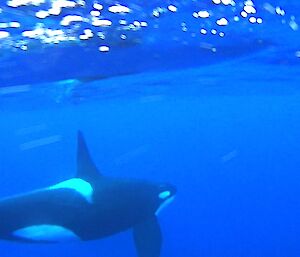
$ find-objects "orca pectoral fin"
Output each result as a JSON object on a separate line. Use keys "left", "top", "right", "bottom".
{"left": 133, "top": 216, "right": 162, "bottom": 257}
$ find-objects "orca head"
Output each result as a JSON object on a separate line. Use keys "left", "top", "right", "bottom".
{"left": 155, "top": 183, "right": 177, "bottom": 215}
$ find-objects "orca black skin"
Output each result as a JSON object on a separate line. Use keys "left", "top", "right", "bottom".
{"left": 0, "top": 131, "right": 176, "bottom": 257}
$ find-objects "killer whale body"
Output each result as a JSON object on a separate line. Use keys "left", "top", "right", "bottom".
{"left": 0, "top": 131, "right": 176, "bottom": 257}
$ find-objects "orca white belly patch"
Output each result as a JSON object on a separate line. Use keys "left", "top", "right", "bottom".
{"left": 48, "top": 178, "right": 93, "bottom": 203}
{"left": 13, "top": 225, "right": 80, "bottom": 242}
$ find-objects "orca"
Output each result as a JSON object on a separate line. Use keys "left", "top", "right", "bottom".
{"left": 0, "top": 131, "right": 176, "bottom": 257}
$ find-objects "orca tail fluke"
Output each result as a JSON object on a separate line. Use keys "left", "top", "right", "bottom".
{"left": 133, "top": 216, "right": 162, "bottom": 257}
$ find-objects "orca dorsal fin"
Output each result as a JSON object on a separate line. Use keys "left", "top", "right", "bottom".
{"left": 76, "top": 131, "right": 102, "bottom": 182}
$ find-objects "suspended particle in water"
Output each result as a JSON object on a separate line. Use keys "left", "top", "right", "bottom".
{"left": 216, "top": 17, "right": 228, "bottom": 26}
{"left": 198, "top": 11, "right": 210, "bottom": 18}
{"left": 99, "top": 45, "right": 110, "bottom": 52}
{"left": 168, "top": 5, "right": 177, "bottom": 12}
{"left": 200, "top": 28, "right": 207, "bottom": 34}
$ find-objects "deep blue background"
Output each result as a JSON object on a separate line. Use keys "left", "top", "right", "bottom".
{"left": 1, "top": 62, "right": 300, "bottom": 256}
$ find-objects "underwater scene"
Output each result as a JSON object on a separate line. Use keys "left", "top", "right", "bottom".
{"left": 0, "top": 0, "right": 300, "bottom": 256}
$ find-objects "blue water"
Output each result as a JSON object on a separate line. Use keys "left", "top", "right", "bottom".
{"left": 1, "top": 0, "right": 300, "bottom": 256}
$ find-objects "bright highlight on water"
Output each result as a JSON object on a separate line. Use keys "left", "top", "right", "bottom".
{"left": 0, "top": 0, "right": 297, "bottom": 54}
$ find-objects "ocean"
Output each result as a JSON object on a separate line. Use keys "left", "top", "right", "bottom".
{"left": 0, "top": 0, "right": 300, "bottom": 256}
